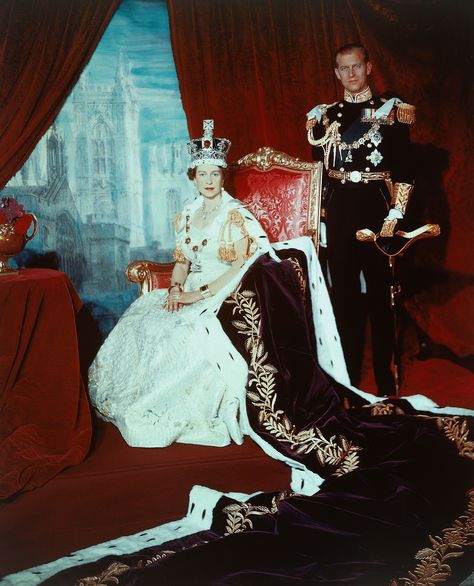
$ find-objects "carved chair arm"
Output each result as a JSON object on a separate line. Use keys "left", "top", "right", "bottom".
{"left": 126, "top": 260, "right": 174, "bottom": 295}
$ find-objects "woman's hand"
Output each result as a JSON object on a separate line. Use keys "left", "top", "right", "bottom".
{"left": 178, "top": 291, "right": 202, "bottom": 305}
{"left": 164, "top": 287, "right": 202, "bottom": 312}
{"left": 164, "top": 285, "right": 183, "bottom": 312}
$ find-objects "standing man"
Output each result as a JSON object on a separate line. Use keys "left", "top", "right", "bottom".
{"left": 306, "top": 43, "right": 415, "bottom": 395}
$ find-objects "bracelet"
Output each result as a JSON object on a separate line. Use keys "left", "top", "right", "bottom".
{"left": 199, "top": 284, "right": 213, "bottom": 299}
{"left": 168, "top": 283, "right": 183, "bottom": 294}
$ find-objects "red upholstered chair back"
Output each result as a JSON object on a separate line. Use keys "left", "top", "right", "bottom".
{"left": 229, "top": 147, "right": 323, "bottom": 247}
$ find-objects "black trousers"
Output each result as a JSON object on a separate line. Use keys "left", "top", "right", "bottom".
{"left": 325, "top": 179, "right": 396, "bottom": 394}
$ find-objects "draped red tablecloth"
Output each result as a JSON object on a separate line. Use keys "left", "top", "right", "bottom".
{"left": 0, "top": 269, "right": 92, "bottom": 499}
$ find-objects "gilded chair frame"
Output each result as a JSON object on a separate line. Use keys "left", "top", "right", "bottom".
{"left": 126, "top": 259, "right": 174, "bottom": 295}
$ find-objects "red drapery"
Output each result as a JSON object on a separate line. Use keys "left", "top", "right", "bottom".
{"left": 167, "top": 0, "right": 473, "bottom": 278}
{"left": 0, "top": 0, "right": 120, "bottom": 190}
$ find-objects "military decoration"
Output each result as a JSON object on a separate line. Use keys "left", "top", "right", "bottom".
{"left": 367, "top": 149, "right": 383, "bottom": 167}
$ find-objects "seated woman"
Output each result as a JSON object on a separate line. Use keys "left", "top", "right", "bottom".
{"left": 88, "top": 120, "right": 275, "bottom": 448}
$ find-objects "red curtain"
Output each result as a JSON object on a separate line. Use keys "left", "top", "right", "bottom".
{"left": 167, "top": 0, "right": 473, "bottom": 278}
{"left": 0, "top": 0, "right": 120, "bottom": 190}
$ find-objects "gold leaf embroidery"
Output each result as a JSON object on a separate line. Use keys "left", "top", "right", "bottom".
{"left": 366, "top": 409, "right": 473, "bottom": 462}
{"left": 288, "top": 256, "right": 307, "bottom": 299}
{"left": 365, "top": 401, "right": 405, "bottom": 416}
{"left": 392, "top": 489, "right": 474, "bottom": 585}
{"left": 226, "top": 285, "right": 361, "bottom": 476}
{"left": 77, "top": 562, "right": 130, "bottom": 586}
{"left": 436, "top": 417, "right": 474, "bottom": 460}
{"left": 223, "top": 492, "right": 292, "bottom": 535}
{"left": 144, "top": 550, "right": 175, "bottom": 565}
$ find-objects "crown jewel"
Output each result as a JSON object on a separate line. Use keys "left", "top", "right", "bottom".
{"left": 187, "top": 120, "right": 231, "bottom": 168}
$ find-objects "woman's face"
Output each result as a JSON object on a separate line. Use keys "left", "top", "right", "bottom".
{"left": 194, "top": 165, "right": 223, "bottom": 199}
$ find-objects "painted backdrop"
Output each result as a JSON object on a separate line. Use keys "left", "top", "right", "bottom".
{"left": 1, "top": 0, "right": 190, "bottom": 334}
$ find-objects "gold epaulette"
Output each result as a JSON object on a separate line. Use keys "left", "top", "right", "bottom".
{"left": 395, "top": 102, "right": 416, "bottom": 124}
{"left": 218, "top": 209, "right": 255, "bottom": 262}
{"left": 228, "top": 209, "right": 245, "bottom": 227}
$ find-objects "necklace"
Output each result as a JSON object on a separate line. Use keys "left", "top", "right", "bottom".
{"left": 201, "top": 197, "right": 222, "bottom": 221}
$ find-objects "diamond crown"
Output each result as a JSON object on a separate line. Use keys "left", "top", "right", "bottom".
{"left": 187, "top": 120, "right": 231, "bottom": 168}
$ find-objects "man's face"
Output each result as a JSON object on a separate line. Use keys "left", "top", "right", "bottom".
{"left": 335, "top": 49, "right": 372, "bottom": 95}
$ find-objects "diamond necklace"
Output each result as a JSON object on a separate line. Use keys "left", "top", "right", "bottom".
{"left": 200, "top": 196, "right": 222, "bottom": 221}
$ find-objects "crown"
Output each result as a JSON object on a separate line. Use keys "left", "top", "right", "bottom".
{"left": 186, "top": 120, "right": 231, "bottom": 168}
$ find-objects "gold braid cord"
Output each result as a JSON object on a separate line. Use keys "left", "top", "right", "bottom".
{"left": 218, "top": 209, "right": 255, "bottom": 262}
{"left": 306, "top": 120, "right": 340, "bottom": 170}
{"left": 391, "top": 182, "right": 414, "bottom": 215}
{"left": 391, "top": 490, "right": 474, "bottom": 586}
{"left": 225, "top": 284, "right": 361, "bottom": 476}
{"left": 223, "top": 492, "right": 292, "bottom": 535}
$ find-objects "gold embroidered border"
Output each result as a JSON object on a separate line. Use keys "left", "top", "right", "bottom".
{"left": 436, "top": 417, "right": 474, "bottom": 461}
{"left": 390, "top": 182, "right": 413, "bottom": 215}
{"left": 143, "top": 550, "right": 176, "bottom": 566}
{"left": 288, "top": 257, "right": 307, "bottom": 299}
{"left": 77, "top": 562, "right": 130, "bottom": 586}
{"left": 223, "top": 492, "right": 292, "bottom": 535}
{"left": 391, "top": 489, "right": 474, "bottom": 586}
{"left": 363, "top": 410, "right": 474, "bottom": 463}
{"left": 77, "top": 550, "right": 177, "bottom": 585}
{"left": 226, "top": 285, "right": 361, "bottom": 476}
{"left": 364, "top": 402, "right": 406, "bottom": 416}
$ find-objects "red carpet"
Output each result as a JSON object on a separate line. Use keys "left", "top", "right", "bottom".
{"left": 0, "top": 419, "right": 290, "bottom": 578}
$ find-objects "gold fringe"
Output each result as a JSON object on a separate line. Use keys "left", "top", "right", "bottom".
{"left": 173, "top": 246, "right": 186, "bottom": 263}
{"left": 396, "top": 102, "right": 416, "bottom": 124}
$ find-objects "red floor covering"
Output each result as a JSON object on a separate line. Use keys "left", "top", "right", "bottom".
{"left": 0, "top": 420, "right": 291, "bottom": 578}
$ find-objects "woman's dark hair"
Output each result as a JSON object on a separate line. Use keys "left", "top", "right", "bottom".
{"left": 187, "top": 166, "right": 228, "bottom": 181}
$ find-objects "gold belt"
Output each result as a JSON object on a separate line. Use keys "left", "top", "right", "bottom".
{"left": 328, "top": 169, "right": 390, "bottom": 184}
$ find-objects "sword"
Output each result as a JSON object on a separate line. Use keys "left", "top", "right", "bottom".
{"left": 356, "top": 224, "right": 440, "bottom": 396}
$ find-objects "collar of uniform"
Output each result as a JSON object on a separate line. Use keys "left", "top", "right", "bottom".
{"left": 344, "top": 87, "right": 373, "bottom": 103}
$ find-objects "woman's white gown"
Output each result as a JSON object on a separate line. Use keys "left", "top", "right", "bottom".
{"left": 88, "top": 194, "right": 269, "bottom": 448}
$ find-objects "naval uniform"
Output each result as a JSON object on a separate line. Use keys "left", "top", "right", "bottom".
{"left": 307, "top": 87, "right": 415, "bottom": 394}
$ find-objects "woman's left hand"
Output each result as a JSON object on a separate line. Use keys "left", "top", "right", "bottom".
{"left": 165, "top": 290, "right": 201, "bottom": 312}
{"left": 177, "top": 291, "right": 202, "bottom": 305}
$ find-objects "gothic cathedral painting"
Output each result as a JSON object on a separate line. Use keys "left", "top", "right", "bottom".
{"left": 1, "top": 0, "right": 190, "bottom": 334}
